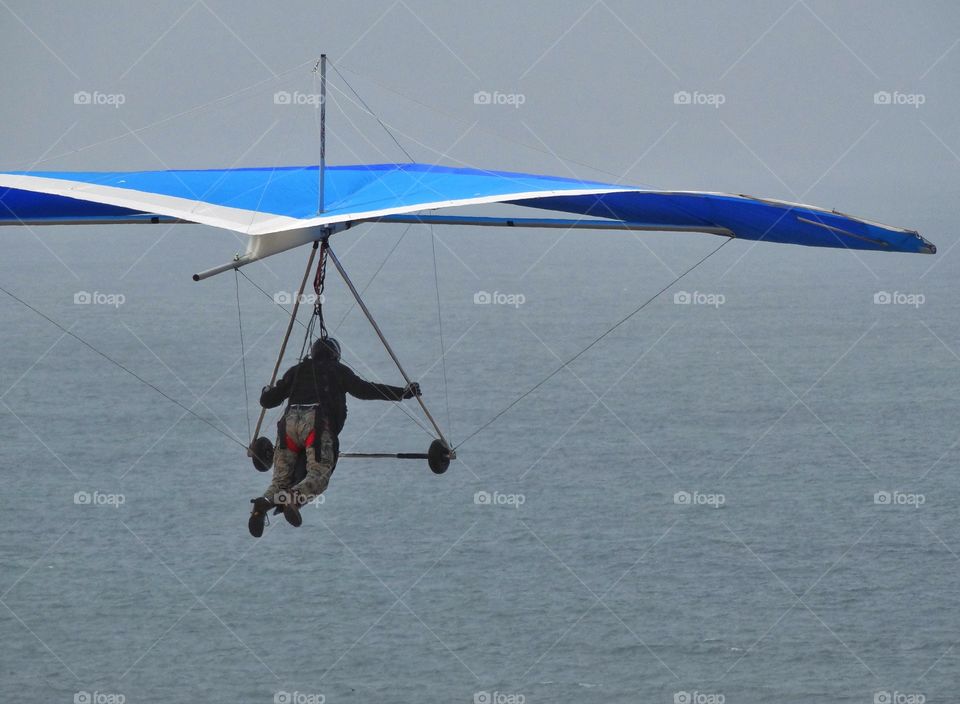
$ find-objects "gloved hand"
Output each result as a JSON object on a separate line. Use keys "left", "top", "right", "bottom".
{"left": 261, "top": 385, "right": 273, "bottom": 396}
{"left": 402, "top": 382, "right": 422, "bottom": 399}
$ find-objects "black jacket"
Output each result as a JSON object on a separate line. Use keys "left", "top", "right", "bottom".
{"left": 259, "top": 358, "right": 406, "bottom": 435}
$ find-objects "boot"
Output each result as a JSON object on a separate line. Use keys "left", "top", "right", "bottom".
{"left": 248, "top": 497, "right": 273, "bottom": 538}
{"left": 276, "top": 490, "right": 302, "bottom": 528}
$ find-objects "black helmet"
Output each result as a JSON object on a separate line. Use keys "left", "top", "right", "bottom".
{"left": 311, "top": 336, "right": 341, "bottom": 362}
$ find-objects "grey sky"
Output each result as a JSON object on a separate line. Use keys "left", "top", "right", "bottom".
{"left": 0, "top": 0, "right": 957, "bottom": 275}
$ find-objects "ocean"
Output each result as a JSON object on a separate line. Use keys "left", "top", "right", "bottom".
{"left": 2, "top": 220, "right": 958, "bottom": 703}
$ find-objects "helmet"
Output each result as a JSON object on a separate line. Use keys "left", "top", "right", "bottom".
{"left": 311, "top": 336, "right": 341, "bottom": 362}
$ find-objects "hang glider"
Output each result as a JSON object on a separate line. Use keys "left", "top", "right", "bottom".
{"left": 0, "top": 163, "right": 935, "bottom": 280}
{"left": 1, "top": 49, "right": 937, "bottom": 504}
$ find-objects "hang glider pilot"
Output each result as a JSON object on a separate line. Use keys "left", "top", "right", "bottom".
{"left": 248, "top": 336, "right": 421, "bottom": 537}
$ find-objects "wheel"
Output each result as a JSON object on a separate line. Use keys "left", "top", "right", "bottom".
{"left": 251, "top": 436, "right": 274, "bottom": 472}
{"left": 428, "top": 439, "right": 451, "bottom": 474}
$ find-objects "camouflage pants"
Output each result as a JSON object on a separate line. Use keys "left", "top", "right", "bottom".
{"left": 263, "top": 407, "right": 336, "bottom": 504}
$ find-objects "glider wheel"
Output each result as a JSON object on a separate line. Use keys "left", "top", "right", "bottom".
{"left": 251, "top": 436, "right": 274, "bottom": 472}
{"left": 428, "top": 440, "right": 451, "bottom": 474}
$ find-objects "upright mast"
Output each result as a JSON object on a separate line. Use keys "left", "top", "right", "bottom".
{"left": 318, "top": 53, "right": 327, "bottom": 215}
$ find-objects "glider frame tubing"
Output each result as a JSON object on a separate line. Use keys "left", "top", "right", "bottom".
{"left": 191, "top": 217, "right": 734, "bottom": 281}
{"left": 369, "top": 214, "right": 734, "bottom": 235}
{"left": 235, "top": 228, "right": 454, "bottom": 471}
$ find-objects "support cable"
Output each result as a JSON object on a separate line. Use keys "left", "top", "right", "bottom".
{"left": 330, "top": 62, "right": 416, "bottom": 163}
{"left": 455, "top": 237, "right": 733, "bottom": 451}
{"left": 333, "top": 223, "right": 413, "bottom": 333}
{"left": 239, "top": 269, "right": 310, "bottom": 333}
{"left": 0, "top": 283, "right": 250, "bottom": 452}
{"left": 430, "top": 224, "right": 452, "bottom": 442}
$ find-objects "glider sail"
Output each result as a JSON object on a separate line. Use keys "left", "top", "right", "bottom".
{"left": 0, "top": 163, "right": 936, "bottom": 277}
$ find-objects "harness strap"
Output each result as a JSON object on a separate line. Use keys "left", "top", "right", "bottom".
{"left": 312, "top": 239, "right": 329, "bottom": 339}
{"left": 284, "top": 429, "right": 316, "bottom": 454}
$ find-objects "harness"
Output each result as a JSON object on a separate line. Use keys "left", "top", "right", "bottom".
{"left": 279, "top": 404, "right": 332, "bottom": 453}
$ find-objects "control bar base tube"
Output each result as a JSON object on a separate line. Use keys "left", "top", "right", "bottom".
{"left": 339, "top": 452, "right": 429, "bottom": 460}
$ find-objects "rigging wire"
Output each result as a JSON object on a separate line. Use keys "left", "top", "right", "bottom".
{"left": 333, "top": 62, "right": 662, "bottom": 190}
{"left": 332, "top": 223, "right": 413, "bottom": 333}
{"left": 454, "top": 237, "right": 734, "bottom": 451}
{"left": 239, "top": 269, "right": 310, "bottom": 333}
{"left": 324, "top": 76, "right": 640, "bottom": 206}
{"left": 0, "top": 283, "right": 251, "bottom": 452}
{"left": 16, "top": 59, "right": 317, "bottom": 170}
{"left": 330, "top": 62, "right": 416, "bottom": 163}
{"left": 235, "top": 269, "right": 252, "bottom": 440}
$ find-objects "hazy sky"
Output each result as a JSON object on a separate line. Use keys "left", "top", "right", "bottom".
{"left": 0, "top": 0, "right": 957, "bottom": 262}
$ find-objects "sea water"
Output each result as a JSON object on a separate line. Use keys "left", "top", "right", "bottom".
{"left": 2, "top": 222, "right": 958, "bottom": 703}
